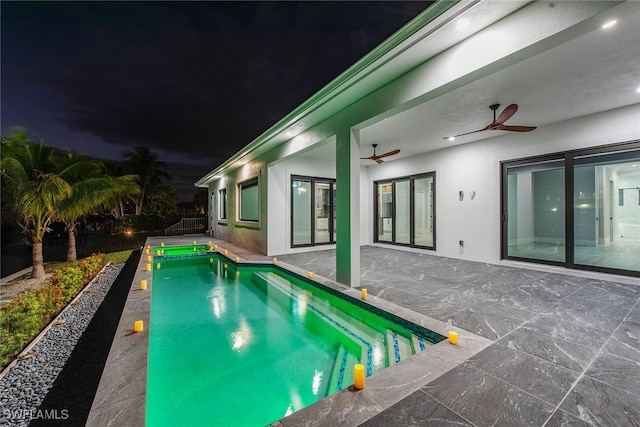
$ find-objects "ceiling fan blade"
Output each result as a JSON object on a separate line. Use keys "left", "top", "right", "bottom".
{"left": 375, "top": 149, "right": 400, "bottom": 158}
{"left": 443, "top": 127, "right": 488, "bottom": 139}
{"left": 375, "top": 158, "right": 384, "bottom": 164}
{"left": 495, "top": 124, "right": 537, "bottom": 132}
{"left": 493, "top": 104, "right": 518, "bottom": 126}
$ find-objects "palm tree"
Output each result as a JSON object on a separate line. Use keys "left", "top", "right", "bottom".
{"left": 56, "top": 175, "right": 139, "bottom": 261}
{"left": 101, "top": 160, "right": 138, "bottom": 218}
{"left": 121, "top": 146, "right": 171, "bottom": 215}
{"left": 1, "top": 129, "right": 69, "bottom": 279}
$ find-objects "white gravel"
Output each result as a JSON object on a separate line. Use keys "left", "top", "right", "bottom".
{"left": 0, "top": 263, "right": 124, "bottom": 427}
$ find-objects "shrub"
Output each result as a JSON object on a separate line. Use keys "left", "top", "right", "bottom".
{"left": 0, "top": 253, "right": 109, "bottom": 370}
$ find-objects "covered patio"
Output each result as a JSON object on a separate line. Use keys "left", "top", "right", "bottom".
{"left": 274, "top": 245, "right": 639, "bottom": 426}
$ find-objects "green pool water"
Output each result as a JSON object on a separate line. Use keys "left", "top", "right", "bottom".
{"left": 153, "top": 244, "right": 211, "bottom": 256}
{"left": 146, "top": 254, "right": 443, "bottom": 426}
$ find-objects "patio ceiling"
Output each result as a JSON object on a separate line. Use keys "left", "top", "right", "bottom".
{"left": 302, "top": 2, "right": 640, "bottom": 164}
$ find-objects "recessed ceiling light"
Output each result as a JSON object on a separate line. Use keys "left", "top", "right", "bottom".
{"left": 455, "top": 19, "right": 470, "bottom": 31}
{"left": 448, "top": 136, "right": 455, "bottom": 142}
{"left": 602, "top": 20, "right": 617, "bottom": 29}
{"left": 636, "top": 86, "right": 640, "bottom": 93}
{"left": 285, "top": 130, "right": 293, "bottom": 137}
{"left": 632, "top": 164, "right": 638, "bottom": 167}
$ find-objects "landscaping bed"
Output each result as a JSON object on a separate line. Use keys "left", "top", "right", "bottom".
{"left": 0, "top": 251, "right": 137, "bottom": 426}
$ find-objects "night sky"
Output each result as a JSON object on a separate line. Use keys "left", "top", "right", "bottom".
{"left": 1, "top": 1, "right": 431, "bottom": 201}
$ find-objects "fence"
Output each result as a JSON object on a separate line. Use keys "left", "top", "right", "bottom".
{"left": 164, "top": 217, "right": 206, "bottom": 236}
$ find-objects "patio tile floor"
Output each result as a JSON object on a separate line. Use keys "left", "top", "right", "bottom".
{"left": 276, "top": 245, "right": 640, "bottom": 426}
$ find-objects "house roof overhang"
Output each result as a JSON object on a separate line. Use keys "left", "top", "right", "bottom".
{"left": 196, "top": 0, "right": 639, "bottom": 187}
{"left": 195, "top": 0, "right": 532, "bottom": 187}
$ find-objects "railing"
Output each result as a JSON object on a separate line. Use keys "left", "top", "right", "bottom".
{"left": 164, "top": 217, "right": 206, "bottom": 236}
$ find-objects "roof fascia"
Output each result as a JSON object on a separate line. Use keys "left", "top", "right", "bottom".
{"left": 195, "top": 0, "right": 468, "bottom": 187}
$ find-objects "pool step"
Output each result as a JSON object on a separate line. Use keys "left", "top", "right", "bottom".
{"left": 386, "top": 330, "right": 414, "bottom": 365}
{"left": 252, "top": 271, "right": 383, "bottom": 347}
{"left": 327, "top": 346, "right": 359, "bottom": 393}
{"left": 411, "top": 334, "right": 429, "bottom": 352}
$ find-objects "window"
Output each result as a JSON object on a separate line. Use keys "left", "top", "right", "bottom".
{"left": 218, "top": 188, "right": 227, "bottom": 220}
{"left": 291, "top": 176, "right": 336, "bottom": 247}
{"left": 238, "top": 178, "right": 259, "bottom": 222}
{"left": 374, "top": 172, "right": 435, "bottom": 249}
{"left": 502, "top": 142, "right": 640, "bottom": 276}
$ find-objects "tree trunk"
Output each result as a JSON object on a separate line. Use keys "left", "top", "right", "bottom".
{"left": 135, "top": 189, "right": 145, "bottom": 215}
{"left": 32, "top": 240, "right": 45, "bottom": 279}
{"left": 67, "top": 225, "right": 77, "bottom": 261}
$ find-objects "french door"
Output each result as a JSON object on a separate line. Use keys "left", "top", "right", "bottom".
{"left": 374, "top": 173, "right": 435, "bottom": 249}
{"left": 291, "top": 176, "right": 336, "bottom": 247}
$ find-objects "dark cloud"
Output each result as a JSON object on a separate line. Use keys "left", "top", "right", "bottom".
{"left": 1, "top": 1, "right": 431, "bottom": 199}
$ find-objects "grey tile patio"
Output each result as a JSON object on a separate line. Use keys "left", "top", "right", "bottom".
{"left": 466, "top": 341, "right": 579, "bottom": 405}
{"left": 558, "top": 376, "right": 640, "bottom": 427}
{"left": 585, "top": 336, "right": 640, "bottom": 396}
{"left": 360, "top": 391, "right": 473, "bottom": 427}
{"left": 421, "top": 363, "right": 555, "bottom": 427}
{"left": 275, "top": 245, "right": 640, "bottom": 426}
{"left": 500, "top": 326, "right": 599, "bottom": 372}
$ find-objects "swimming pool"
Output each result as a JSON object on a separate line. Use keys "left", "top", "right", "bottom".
{"left": 153, "top": 243, "right": 212, "bottom": 256}
{"left": 146, "top": 253, "right": 444, "bottom": 426}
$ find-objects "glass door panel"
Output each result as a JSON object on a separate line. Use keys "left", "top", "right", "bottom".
{"left": 414, "top": 176, "right": 433, "bottom": 247}
{"left": 573, "top": 150, "right": 640, "bottom": 272}
{"left": 506, "top": 159, "right": 565, "bottom": 263}
{"left": 315, "top": 181, "right": 331, "bottom": 244}
{"left": 292, "top": 179, "right": 312, "bottom": 245}
{"left": 377, "top": 182, "right": 392, "bottom": 242}
{"left": 395, "top": 180, "right": 410, "bottom": 244}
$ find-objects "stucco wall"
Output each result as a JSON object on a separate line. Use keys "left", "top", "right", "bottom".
{"left": 364, "top": 104, "right": 640, "bottom": 263}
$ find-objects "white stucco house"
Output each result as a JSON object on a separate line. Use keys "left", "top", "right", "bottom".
{"left": 196, "top": 0, "right": 640, "bottom": 286}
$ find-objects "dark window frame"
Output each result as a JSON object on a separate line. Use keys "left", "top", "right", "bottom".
{"left": 238, "top": 177, "right": 259, "bottom": 223}
{"left": 290, "top": 175, "right": 336, "bottom": 248}
{"left": 500, "top": 140, "right": 640, "bottom": 278}
{"left": 218, "top": 188, "right": 227, "bottom": 221}
{"left": 373, "top": 172, "right": 436, "bottom": 250}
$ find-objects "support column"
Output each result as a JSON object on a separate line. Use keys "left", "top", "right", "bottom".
{"left": 335, "top": 127, "right": 360, "bottom": 288}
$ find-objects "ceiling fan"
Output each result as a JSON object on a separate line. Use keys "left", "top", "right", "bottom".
{"left": 360, "top": 143, "right": 400, "bottom": 164}
{"left": 444, "top": 104, "right": 537, "bottom": 140}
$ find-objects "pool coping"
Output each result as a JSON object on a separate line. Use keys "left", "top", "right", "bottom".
{"left": 87, "top": 237, "right": 492, "bottom": 426}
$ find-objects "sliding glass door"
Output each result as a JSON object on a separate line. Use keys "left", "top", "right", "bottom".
{"left": 504, "top": 157, "right": 566, "bottom": 263}
{"left": 572, "top": 150, "right": 640, "bottom": 272}
{"left": 502, "top": 142, "right": 640, "bottom": 276}
{"left": 291, "top": 176, "right": 336, "bottom": 247}
{"left": 374, "top": 173, "right": 435, "bottom": 249}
